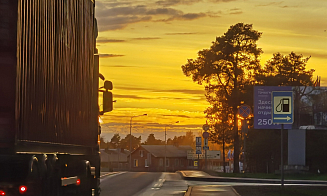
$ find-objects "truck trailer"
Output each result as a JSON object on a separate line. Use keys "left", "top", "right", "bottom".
{"left": 0, "top": 0, "right": 107, "bottom": 195}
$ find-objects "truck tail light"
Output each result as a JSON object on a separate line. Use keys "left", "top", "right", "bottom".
{"left": 76, "top": 179, "right": 81, "bottom": 186}
{"left": 19, "top": 185, "right": 27, "bottom": 194}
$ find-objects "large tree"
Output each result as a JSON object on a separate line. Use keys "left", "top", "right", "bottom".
{"left": 182, "top": 23, "right": 262, "bottom": 172}
{"left": 205, "top": 101, "right": 234, "bottom": 172}
{"left": 256, "top": 52, "right": 315, "bottom": 128}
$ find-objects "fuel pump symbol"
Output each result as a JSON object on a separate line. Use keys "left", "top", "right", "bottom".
{"left": 276, "top": 98, "right": 290, "bottom": 113}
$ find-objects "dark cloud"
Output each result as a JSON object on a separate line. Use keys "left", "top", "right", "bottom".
{"left": 95, "top": 2, "right": 209, "bottom": 31}
{"left": 101, "top": 65, "right": 136, "bottom": 68}
{"left": 155, "top": 0, "right": 203, "bottom": 7}
{"left": 97, "top": 39, "right": 126, "bottom": 43}
{"left": 132, "top": 37, "right": 161, "bottom": 40}
{"left": 99, "top": 54, "right": 125, "bottom": 58}
{"left": 116, "top": 86, "right": 205, "bottom": 95}
{"left": 156, "top": 12, "right": 206, "bottom": 22}
{"left": 146, "top": 8, "right": 183, "bottom": 15}
{"left": 256, "top": 1, "right": 283, "bottom": 7}
{"left": 162, "top": 114, "right": 192, "bottom": 118}
{"left": 114, "top": 94, "right": 151, "bottom": 100}
{"left": 208, "top": 0, "right": 237, "bottom": 2}
{"left": 165, "top": 32, "right": 198, "bottom": 35}
{"left": 229, "top": 8, "right": 242, "bottom": 15}
{"left": 97, "top": 16, "right": 152, "bottom": 31}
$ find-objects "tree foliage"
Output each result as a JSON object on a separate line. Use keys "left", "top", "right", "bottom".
{"left": 167, "top": 131, "right": 195, "bottom": 147}
{"left": 256, "top": 52, "right": 314, "bottom": 86}
{"left": 182, "top": 23, "right": 262, "bottom": 173}
{"left": 120, "top": 134, "right": 141, "bottom": 151}
{"left": 143, "top": 133, "right": 164, "bottom": 145}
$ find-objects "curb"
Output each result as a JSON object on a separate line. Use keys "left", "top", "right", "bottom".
{"left": 177, "top": 171, "right": 327, "bottom": 185}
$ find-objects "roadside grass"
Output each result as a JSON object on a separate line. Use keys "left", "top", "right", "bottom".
{"left": 233, "top": 186, "right": 327, "bottom": 196}
{"left": 208, "top": 171, "right": 327, "bottom": 181}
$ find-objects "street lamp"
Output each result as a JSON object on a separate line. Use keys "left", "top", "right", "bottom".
{"left": 164, "top": 121, "right": 179, "bottom": 172}
{"left": 129, "top": 114, "right": 147, "bottom": 171}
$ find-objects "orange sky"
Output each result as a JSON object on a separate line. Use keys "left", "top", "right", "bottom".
{"left": 95, "top": 0, "right": 327, "bottom": 142}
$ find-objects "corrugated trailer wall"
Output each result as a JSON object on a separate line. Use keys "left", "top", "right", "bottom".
{"left": 0, "top": 0, "right": 18, "bottom": 150}
{"left": 15, "top": 0, "right": 98, "bottom": 148}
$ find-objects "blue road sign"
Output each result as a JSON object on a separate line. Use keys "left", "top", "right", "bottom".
{"left": 272, "top": 91, "right": 294, "bottom": 124}
{"left": 238, "top": 104, "right": 251, "bottom": 118}
{"left": 196, "top": 146, "right": 202, "bottom": 154}
{"left": 196, "top": 137, "right": 201, "bottom": 146}
{"left": 254, "top": 86, "right": 292, "bottom": 129}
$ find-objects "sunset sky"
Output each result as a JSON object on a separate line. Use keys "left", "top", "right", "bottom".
{"left": 95, "top": 0, "right": 327, "bottom": 142}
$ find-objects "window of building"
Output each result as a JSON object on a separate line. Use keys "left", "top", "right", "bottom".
{"left": 134, "top": 159, "right": 138, "bottom": 167}
{"left": 139, "top": 150, "right": 144, "bottom": 157}
{"left": 165, "top": 158, "right": 169, "bottom": 167}
{"left": 145, "top": 159, "right": 149, "bottom": 167}
{"left": 159, "top": 158, "right": 163, "bottom": 166}
{"left": 180, "top": 159, "right": 184, "bottom": 167}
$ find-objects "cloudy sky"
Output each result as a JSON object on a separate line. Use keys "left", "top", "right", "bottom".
{"left": 96, "top": 0, "right": 327, "bottom": 142}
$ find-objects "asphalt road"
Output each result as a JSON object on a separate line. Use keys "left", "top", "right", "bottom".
{"left": 100, "top": 172, "right": 188, "bottom": 196}
{"left": 100, "top": 172, "right": 162, "bottom": 196}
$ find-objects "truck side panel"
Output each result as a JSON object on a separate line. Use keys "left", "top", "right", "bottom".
{"left": 0, "top": 0, "right": 99, "bottom": 152}
{"left": 0, "top": 0, "right": 18, "bottom": 151}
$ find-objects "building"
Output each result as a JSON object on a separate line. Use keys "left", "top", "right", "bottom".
{"left": 129, "top": 145, "right": 193, "bottom": 172}
{"left": 100, "top": 148, "right": 129, "bottom": 171}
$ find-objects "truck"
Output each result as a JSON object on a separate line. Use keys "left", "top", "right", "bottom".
{"left": 0, "top": 0, "right": 111, "bottom": 195}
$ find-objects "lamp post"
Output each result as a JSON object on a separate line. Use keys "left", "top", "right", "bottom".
{"left": 164, "top": 121, "right": 179, "bottom": 172}
{"left": 129, "top": 114, "right": 147, "bottom": 171}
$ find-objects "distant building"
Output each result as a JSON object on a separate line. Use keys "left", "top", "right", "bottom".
{"left": 100, "top": 148, "right": 129, "bottom": 171}
{"left": 129, "top": 145, "right": 193, "bottom": 172}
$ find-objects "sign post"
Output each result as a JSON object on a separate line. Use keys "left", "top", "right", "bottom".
{"left": 272, "top": 91, "right": 294, "bottom": 188}
{"left": 202, "top": 126, "right": 209, "bottom": 170}
{"left": 196, "top": 137, "right": 202, "bottom": 170}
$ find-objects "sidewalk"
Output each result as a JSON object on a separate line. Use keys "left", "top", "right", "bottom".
{"left": 178, "top": 170, "right": 327, "bottom": 185}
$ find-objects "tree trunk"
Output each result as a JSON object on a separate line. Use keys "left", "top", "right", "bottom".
{"left": 223, "top": 134, "right": 226, "bottom": 173}
{"left": 233, "top": 107, "right": 239, "bottom": 173}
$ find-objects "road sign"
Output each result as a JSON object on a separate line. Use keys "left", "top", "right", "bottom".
{"left": 196, "top": 146, "right": 202, "bottom": 154}
{"left": 204, "top": 138, "right": 208, "bottom": 146}
{"left": 272, "top": 91, "right": 294, "bottom": 124}
{"left": 203, "top": 146, "right": 209, "bottom": 150}
{"left": 238, "top": 104, "right": 252, "bottom": 118}
{"left": 207, "top": 150, "right": 221, "bottom": 159}
{"left": 187, "top": 150, "right": 220, "bottom": 159}
{"left": 196, "top": 137, "right": 201, "bottom": 146}
{"left": 202, "top": 124, "right": 209, "bottom": 131}
{"left": 254, "top": 86, "right": 292, "bottom": 129}
{"left": 202, "top": 131, "right": 209, "bottom": 139}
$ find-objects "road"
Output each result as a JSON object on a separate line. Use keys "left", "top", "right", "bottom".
{"left": 100, "top": 172, "right": 188, "bottom": 196}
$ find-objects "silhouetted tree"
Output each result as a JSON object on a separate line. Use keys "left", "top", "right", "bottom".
{"left": 109, "top": 133, "right": 121, "bottom": 149}
{"left": 182, "top": 23, "right": 262, "bottom": 172}
{"left": 143, "top": 133, "right": 164, "bottom": 145}
{"left": 120, "top": 134, "right": 141, "bottom": 151}
{"left": 167, "top": 131, "right": 195, "bottom": 147}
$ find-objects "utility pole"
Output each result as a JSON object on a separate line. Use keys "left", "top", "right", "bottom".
{"left": 165, "top": 121, "right": 179, "bottom": 172}
{"left": 129, "top": 114, "right": 147, "bottom": 171}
